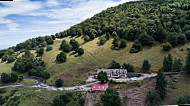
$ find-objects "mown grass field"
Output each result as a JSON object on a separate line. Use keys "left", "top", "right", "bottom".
{"left": 0, "top": 37, "right": 190, "bottom": 86}
{"left": 20, "top": 79, "right": 37, "bottom": 85}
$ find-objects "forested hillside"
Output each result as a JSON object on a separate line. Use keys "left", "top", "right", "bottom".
{"left": 56, "top": 0, "right": 190, "bottom": 49}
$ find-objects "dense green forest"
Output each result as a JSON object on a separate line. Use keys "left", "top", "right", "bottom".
{"left": 57, "top": 0, "right": 190, "bottom": 50}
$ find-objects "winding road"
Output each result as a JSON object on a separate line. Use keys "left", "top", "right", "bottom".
{"left": 0, "top": 76, "right": 93, "bottom": 91}
{"left": 0, "top": 72, "right": 164, "bottom": 91}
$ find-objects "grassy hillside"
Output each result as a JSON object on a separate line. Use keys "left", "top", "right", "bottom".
{"left": 41, "top": 36, "right": 189, "bottom": 86}
{"left": 0, "top": 36, "right": 189, "bottom": 86}
{"left": 0, "top": 62, "right": 13, "bottom": 74}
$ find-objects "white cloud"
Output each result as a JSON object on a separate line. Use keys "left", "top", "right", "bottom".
{"left": 45, "top": 0, "right": 60, "bottom": 7}
{"left": 27, "top": 0, "right": 137, "bottom": 24}
{"left": 7, "top": 23, "right": 19, "bottom": 31}
{"left": 0, "top": 0, "right": 42, "bottom": 30}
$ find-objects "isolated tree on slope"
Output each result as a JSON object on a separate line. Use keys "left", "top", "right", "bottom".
{"left": 56, "top": 52, "right": 67, "bottom": 63}
{"left": 109, "top": 60, "right": 120, "bottom": 69}
{"left": 163, "top": 54, "right": 173, "bottom": 72}
{"left": 142, "top": 60, "right": 151, "bottom": 73}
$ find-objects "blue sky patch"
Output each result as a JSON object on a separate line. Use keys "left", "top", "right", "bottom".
{"left": 0, "top": 0, "right": 136, "bottom": 49}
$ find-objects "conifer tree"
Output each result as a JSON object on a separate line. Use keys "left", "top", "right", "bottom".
{"left": 156, "top": 69, "right": 167, "bottom": 99}
{"left": 173, "top": 58, "right": 182, "bottom": 72}
{"left": 162, "top": 54, "right": 173, "bottom": 72}
{"left": 142, "top": 60, "right": 151, "bottom": 73}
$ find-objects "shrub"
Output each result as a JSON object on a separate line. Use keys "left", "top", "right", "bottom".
{"left": 78, "top": 48, "right": 84, "bottom": 56}
{"left": 37, "top": 47, "right": 44, "bottom": 56}
{"left": 10, "top": 73, "right": 18, "bottom": 83}
{"left": 138, "top": 32, "right": 154, "bottom": 46}
{"left": 130, "top": 48, "right": 138, "bottom": 53}
{"left": 79, "top": 98, "right": 85, "bottom": 106}
{"left": 46, "top": 36, "right": 54, "bottom": 45}
{"left": 178, "top": 34, "right": 186, "bottom": 44}
{"left": 122, "top": 63, "right": 134, "bottom": 72}
{"left": 176, "top": 95, "right": 190, "bottom": 105}
{"left": 173, "top": 58, "right": 182, "bottom": 72}
{"left": 53, "top": 93, "right": 70, "bottom": 106}
{"left": 56, "top": 52, "right": 67, "bottom": 63}
{"left": 130, "top": 40, "right": 142, "bottom": 53}
{"left": 146, "top": 91, "right": 160, "bottom": 105}
{"left": 112, "top": 36, "right": 120, "bottom": 50}
{"left": 42, "top": 72, "right": 50, "bottom": 79}
{"left": 119, "top": 39, "right": 127, "bottom": 48}
{"left": 60, "top": 40, "right": 72, "bottom": 53}
{"left": 18, "top": 75, "right": 23, "bottom": 82}
{"left": 7, "top": 56, "right": 16, "bottom": 63}
{"left": 84, "top": 36, "right": 90, "bottom": 42}
{"left": 99, "top": 34, "right": 107, "bottom": 45}
{"left": 46, "top": 46, "right": 53, "bottom": 51}
{"left": 101, "top": 88, "right": 121, "bottom": 106}
{"left": 69, "top": 39, "right": 80, "bottom": 51}
{"left": 1, "top": 73, "right": 10, "bottom": 83}
{"left": 55, "top": 79, "right": 63, "bottom": 87}
{"left": 142, "top": 60, "right": 151, "bottom": 73}
{"left": 185, "top": 30, "right": 190, "bottom": 40}
{"left": 162, "top": 42, "right": 172, "bottom": 51}
{"left": 29, "top": 69, "right": 41, "bottom": 77}
{"left": 1, "top": 55, "right": 8, "bottom": 62}
{"left": 109, "top": 60, "right": 120, "bottom": 69}
{"left": 167, "top": 32, "right": 178, "bottom": 46}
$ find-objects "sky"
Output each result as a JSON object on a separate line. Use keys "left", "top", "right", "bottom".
{"left": 0, "top": 0, "right": 138, "bottom": 50}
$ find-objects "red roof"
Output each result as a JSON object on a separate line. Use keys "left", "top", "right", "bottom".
{"left": 91, "top": 82, "right": 108, "bottom": 91}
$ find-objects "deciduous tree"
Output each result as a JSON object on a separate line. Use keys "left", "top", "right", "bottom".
{"left": 101, "top": 88, "right": 121, "bottom": 106}
{"left": 55, "top": 79, "right": 63, "bottom": 87}
{"left": 97, "top": 71, "right": 108, "bottom": 82}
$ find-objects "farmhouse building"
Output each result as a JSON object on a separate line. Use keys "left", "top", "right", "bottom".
{"left": 97, "top": 69, "right": 127, "bottom": 78}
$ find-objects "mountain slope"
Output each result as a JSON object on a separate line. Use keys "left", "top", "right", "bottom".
{"left": 42, "top": 36, "right": 189, "bottom": 86}
{"left": 0, "top": 0, "right": 190, "bottom": 87}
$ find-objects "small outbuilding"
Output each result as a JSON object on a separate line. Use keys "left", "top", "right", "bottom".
{"left": 91, "top": 82, "right": 108, "bottom": 92}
